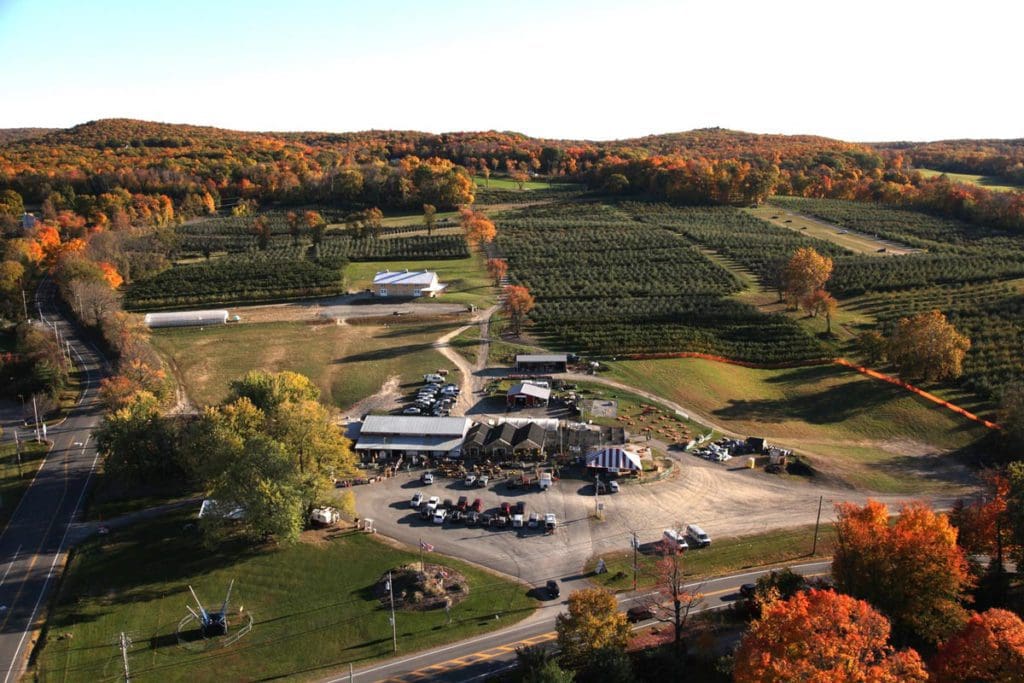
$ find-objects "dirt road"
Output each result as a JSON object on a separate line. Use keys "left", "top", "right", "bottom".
{"left": 227, "top": 295, "right": 468, "bottom": 324}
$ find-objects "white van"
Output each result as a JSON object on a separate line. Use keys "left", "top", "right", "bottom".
{"left": 662, "top": 529, "right": 689, "bottom": 551}
{"left": 686, "top": 524, "right": 711, "bottom": 548}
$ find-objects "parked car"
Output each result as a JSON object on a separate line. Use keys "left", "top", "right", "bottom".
{"left": 442, "top": 498, "right": 454, "bottom": 510}
{"left": 545, "top": 580, "right": 560, "bottom": 599}
{"left": 512, "top": 512, "right": 524, "bottom": 528}
{"left": 456, "top": 496, "right": 468, "bottom": 511}
{"left": 609, "top": 480, "right": 620, "bottom": 493}
{"left": 448, "top": 509, "right": 463, "bottom": 523}
{"left": 465, "top": 474, "right": 477, "bottom": 486}
{"left": 402, "top": 406, "right": 422, "bottom": 415}
{"left": 515, "top": 501, "right": 526, "bottom": 516}
{"left": 421, "top": 472, "right": 434, "bottom": 485}
{"left": 410, "top": 492, "right": 424, "bottom": 508}
{"left": 528, "top": 511, "right": 540, "bottom": 528}
{"left": 470, "top": 498, "right": 483, "bottom": 512}
{"left": 426, "top": 496, "right": 440, "bottom": 512}
{"left": 480, "top": 512, "right": 493, "bottom": 526}
{"left": 739, "top": 583, "right": 757, "bottom": 599}
{"left": 500, "top": 502, "right": 512, "bottom": 518}
{"left": 476, "top": 475, "right": 489, "bottom": 488}
{"left": 465, "top": 511, "right": 480, "bottom": 526}
{"left": 686, "top": 524, "right": 711, "bottom": 548}
{"left": 627, "top": 605, "right": 655, "bottom": 622}
{"left": 432, "top": 509, "right": 447, "bottom": 524}
{"left": 544, "top": 513, "right": 557, "bottom": 531}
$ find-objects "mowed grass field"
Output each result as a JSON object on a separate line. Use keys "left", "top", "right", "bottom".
{"left": 152, "top": 320, "right": 457, "bottom": 411}
{"left": 473, "top": 176, "right": 551, "bottom": 190}
{"left": 917, "top": 168, "right": 1022, "bottom": 193}
{"left": 605, "top": 358, "right": 987, "bottom": 492}
{"left": 343, "top": 251, "right": 496, "bottom": 309}
{"left": 746, "top": 204, "right": 919, "bottom": 256}
{"left": 34, "top": 514, "right": 535, "bottom": 682}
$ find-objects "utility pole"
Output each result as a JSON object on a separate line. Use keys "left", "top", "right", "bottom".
{"left": 31, "top": 395, "right": 40, "bottom": 442}
{"left": 811, "top": 495, "right": 823, "bottom": 555}
{"left": 387, "top": 571, "right": 397, "bottom": 653}
{"left": 594, "top": 474, "right": 599, "bottom": 518}
{"left": 13, "top": 429, "right": 22, "bottom": 478}
{"left": 632, "top": 531, "right": 639, "bottom": 592}
{"left": 21, "top": 289, "right": 28, "bottom": 321}
{"left": 119, "top": 631, "right": 131, "bottom": 682}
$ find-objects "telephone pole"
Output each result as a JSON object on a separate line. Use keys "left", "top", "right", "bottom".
{"left": 31, "top": 395, "right": 40, "bottom": 442}
{"left": 119, "top": 632, "right": 131, "bottom": 682}
{"left": 811, "top": 495, "right": 824, "bottom": 555}
{"left": 632, "top": 531, "right": 639, "bottom": 592}
{"left": 387, "top": 571, "right": 397, "bottom": 653}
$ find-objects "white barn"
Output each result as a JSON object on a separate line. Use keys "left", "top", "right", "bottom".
{"left": 372, "top": 270, "right": 446, "bottom": 298}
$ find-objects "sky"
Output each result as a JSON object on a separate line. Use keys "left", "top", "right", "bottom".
{"left": 0, "top": 0, "right": 1020, "bottom": 142}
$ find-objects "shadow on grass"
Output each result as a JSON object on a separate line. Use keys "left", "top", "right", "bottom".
{"left": 334, "top": 342, "right": 438, "bottom": 363}
{"left": 713, "top": 380, "right": 900, "bottom": 426}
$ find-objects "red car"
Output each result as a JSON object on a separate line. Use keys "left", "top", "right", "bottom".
{"left": 456, "top": 496, "right": 468, "bottom": 511}
{"left": 500, "top": 502, "right": 512, "bottom": 517}
{"left": 470, "top": 498, "right": 483, "bottom": 512}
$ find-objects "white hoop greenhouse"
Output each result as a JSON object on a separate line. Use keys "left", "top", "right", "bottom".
{"left": 143, "top": 309, "right": 229, "bottom": 328}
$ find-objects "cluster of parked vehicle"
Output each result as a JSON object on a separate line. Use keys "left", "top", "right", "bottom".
{"left": 403, "top": 375, "right": 460, "bottom": 416}
{"left": 409, "top": 489, "right": 557, "bottom": 532}
{"left": 662, "top": 524, "right": 712, "bottom": 550}
{"left": 691, "top": 438, "right": 744, "bottom": 463}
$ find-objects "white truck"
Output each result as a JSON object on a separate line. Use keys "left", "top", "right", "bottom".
{"left": 310, "top": 507, "right": 340, "bottom": 526}
{"left": 538, "top": 472, "right": 553, "bottom": 491}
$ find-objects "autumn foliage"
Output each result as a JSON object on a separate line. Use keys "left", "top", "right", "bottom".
{"left": 459, "top": 207, "right": 496, "bottom": 245}
{"left": 485, "top": 258, "right": 508, "bottom": 286}
{"left": 502, "top": 285, "right": 535, "bottom": 335}
{"left": 887, "top": 310, "right": 971, "bottom": 381}
{"left": 782, "top": 246, "right": 833, "bottom": 313}
{"left": 554, "top": 588, "right": 630, "bottom": 667}
{"left": 832, "top": 500, "right": 972, "bottom": 645}
{"left": 930, "top": 609, "right": 1024, "bottom": 682}
{"left": 733, "top": 589, "right": 927, "bottom": 683}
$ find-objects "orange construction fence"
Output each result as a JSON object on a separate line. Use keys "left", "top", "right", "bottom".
{"left": 834, "top": 358, "right": 1000, "bottom": 430}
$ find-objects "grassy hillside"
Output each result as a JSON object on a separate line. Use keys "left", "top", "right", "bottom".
{"left": 605, "top": 358, "right": 987, "bottom": 492}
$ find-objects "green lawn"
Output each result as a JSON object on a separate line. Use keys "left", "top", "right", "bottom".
{"left": 589, "top": 523, "right": 837, "bottom": 592}
{"left": 450, "top": 324, "right": 481, "bottom": 366}
{"left": 34, "top": 513, "right": 535, "bottom": 682}
{"left": 603, "top": 358, "right": 986, "bottom": 492}
{"left": 0, "top": 440, "right": 49, "bottom": 527}
{"left": 917, "top": 168, "right": 1022, "bottom": 193}
{"left": 152, "top": 320, "right": 459, "bottom": 411}
{"left": 473, "top": 176, "right": 551, "bottom": 191}
{"left": 343, "top": 250, "right": 496, "bottom": 309}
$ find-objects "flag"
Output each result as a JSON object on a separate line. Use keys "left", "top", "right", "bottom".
{"left": 419, "top": 539, "right": 434, "bottom": 552}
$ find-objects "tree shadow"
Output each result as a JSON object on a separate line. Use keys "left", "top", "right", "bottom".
{"left": 334, "top": 342, "right": 437, "bottom": 363}
{"left": 713, "top": 381, "right": 900, "bottom": 425}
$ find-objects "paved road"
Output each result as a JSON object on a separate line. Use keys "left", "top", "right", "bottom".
{"left": 328, "top": 560, "right": 831, "bottom": 682}
{"left": 0, "top": 280, "right": 108, "bottom": 682}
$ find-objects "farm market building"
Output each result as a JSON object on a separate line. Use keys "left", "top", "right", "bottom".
{"left": 514, "top": 354, "right": 568, "bottom": 373}
{"left": 463, "top": 421, "right": 548, "bottom": 459}
{"left": 372, "top": 270, "right": 446, "bottom": 298}
{"left": 355, "top": 415, "right": 471, "bottom": 460}
{"left": 506, "top": 382, "right": 551, "bottom": 408}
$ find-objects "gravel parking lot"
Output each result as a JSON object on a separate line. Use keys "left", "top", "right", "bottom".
{"left": 353, "top": 456, "right": 936, "bottom": 589}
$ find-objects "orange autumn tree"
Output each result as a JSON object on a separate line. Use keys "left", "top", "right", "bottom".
{"left": 99, "top": 262, "right": 123, "bottom": 289}
{"left": 781, "top": 246, "right": 833, "bottom": 312}
{"left": 833, "top": 500, "right": 972, "bottom": 645}
{"left": 502, "top": 285, "right": 534, "bottom": 335}
{"left": 459, "top": 207, "right": 496, "bottom": 245}
{"left": 485, "top": 258, "right": 508, "bottom": 286}
{"left": 734, "top": 589, "right": 927, "bottom": 683}
{"left": 555, "top": 588, "right": 630, "bottom": 667}
{"left": 930, "top": 608, "right": 1024, "bottom": 682}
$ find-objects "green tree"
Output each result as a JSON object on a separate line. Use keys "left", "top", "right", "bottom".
{"left": 0, "top": 189, "right": 24, "bottom": 217}
{"left": 228, "top": 370, "right": 320, "bottom": 413}
{"left": 95, "top": 391, "right": 181, "bottom": 486}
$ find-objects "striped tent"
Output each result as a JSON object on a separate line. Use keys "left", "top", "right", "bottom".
{"left": 585, "top": 447, "right": 642, "bottom": 471}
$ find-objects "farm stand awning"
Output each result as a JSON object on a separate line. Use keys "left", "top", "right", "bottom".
{"left": 585, "top": 447, "right": 642, "bottom": 471}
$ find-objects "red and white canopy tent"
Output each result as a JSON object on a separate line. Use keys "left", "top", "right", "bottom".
{"left": 585, "top": 447, "right": 642, "bottom": 472}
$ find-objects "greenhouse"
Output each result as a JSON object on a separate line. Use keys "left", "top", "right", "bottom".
{"left": 143, "top": 309, "right": 230, "bottom": 328}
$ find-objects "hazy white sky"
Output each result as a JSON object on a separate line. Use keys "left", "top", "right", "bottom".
{"left": 0, "top": 0, "right": 1020, "bottom": 141}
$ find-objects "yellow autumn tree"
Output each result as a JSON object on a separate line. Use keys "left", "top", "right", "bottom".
{"left": 887, "top": 310, "right": 971, "bottom": 381}
{"left": 555, "top": 588, "right": 630, "bottom": 667}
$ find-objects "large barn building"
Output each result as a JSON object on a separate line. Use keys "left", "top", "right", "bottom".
{"left": 354, "top": 415, "right": 471, "bottom": 461}
{"left": 372, "top": 270, "right": 446, "bottom": 298}
{"left": 514, "top": 354, "right": 568, "bottom": 373}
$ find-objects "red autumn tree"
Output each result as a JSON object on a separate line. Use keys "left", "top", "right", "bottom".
{"left": 98, "top": 262, "right": 123, "bottom": 289}
{"left": 734, "top": 589, "right": 927, "bottom": 683}
{"left": 833, "top": 500, "right": 972, "bottom": 645}
{"left": 485, "top": 258, "right": 508, "bottom": 286}
{"left": 636, "top": 538, "right": 702, "bottom": 652}
{"left": 949, "top": 472, "right": 1011, "bottom": 558}
{"left": 502, "top": 285, "right": 534, "bottom": 335}
{"left": 930, "top": 609, "right": 1024, "bottom": 682}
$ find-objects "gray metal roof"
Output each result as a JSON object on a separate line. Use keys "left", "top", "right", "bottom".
{"left": 507, "top": 383, "right": 551, "bottom": 400}
{"left": 372, "top": 270, "right": 438, "bottom": 286}
{"left": 360, "top": 415, "right": 471, "bottom": 437}
{"left": 355, "top": 434, "right": 465, "bottom": 452}
{"left": 515, "top": 354, "right": 568, "bottom": 363}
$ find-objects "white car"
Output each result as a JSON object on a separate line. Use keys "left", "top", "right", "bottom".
{"left": 609, "top": 481, "right": 620, "bottom": 493}
{"left": 465, "top": 474, "right": 477, "bottom": 486}
{"left": 411, "top": 492, "right": 425, "bottom": 508}
{"left": 421, "top": 472, "right": 434, "bottom": 485}
{"left": 426, "top": 496, "right": 440, "bottom": 512}
{"left": 544, "top": 513, "right": 557, "bottom": 531}
{"left": 528, "top": 512, "right": 540, "bottom": 528}
{"left": 433, "top": 509, "right": 447, "bottom": 524}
